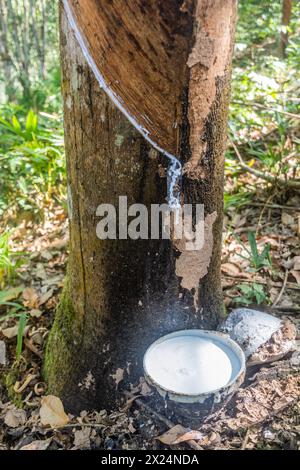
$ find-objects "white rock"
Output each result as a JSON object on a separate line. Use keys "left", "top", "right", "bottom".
{"left": 219, "top": 308, "right": 282, "bottom": 358}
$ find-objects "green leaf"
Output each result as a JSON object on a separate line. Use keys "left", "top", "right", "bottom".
{"left": 16, "top": 313, "right": 27, "bottom": 359}
{"left": 12, "top": 115, "right": 22, "bottom": 133}
{"left": 0, "top": 287, "right": 23, "bottom": 303}
{"left": 0, "top": 116, "right": 15, "bottom": 133}
{"left": 25, "top": 109, "right": 38, "bottom": 133}
{"left": 253, "top": 283, "right": 266, "bottom": 304}
{"left": 248, "top": 232, "right": 259, "bottom": 268}
{"left": 17, "top": 176, "right": 28, "bottom": 194}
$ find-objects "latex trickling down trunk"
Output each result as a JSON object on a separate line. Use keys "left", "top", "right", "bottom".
{"left": 62, "top": 0, "right": 182, "bottom": 209}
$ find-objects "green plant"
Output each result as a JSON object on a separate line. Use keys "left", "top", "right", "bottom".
{"left": 235, "top": 231, "right": 272, "bottom": 272}
{"left": 0, "top": 107, "right": 66, "bottom": 215}
{"left": 224, "top": 191, "right": 252, "bottom": 212}
{"left": 236, "top": 282, "right": 268, "bottom": 305}
{"left": 247, "top": 232, "right": 272, "bottom": 271}
{"left": 0, "top": 292, "right": 28, "bottom": 360}
{"left": 0, "top": 232, "right": 25, "bottom": 288}
{"left": 16, "top": 313, "right": 28, "bottom": 360}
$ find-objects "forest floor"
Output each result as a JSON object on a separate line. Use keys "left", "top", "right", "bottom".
{"left": 0, "top": 175, "right": 299, "bottom": 451}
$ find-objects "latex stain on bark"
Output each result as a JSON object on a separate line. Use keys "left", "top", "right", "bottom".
{"left": 175, "top": 211, "right": 217, "bottom": 308}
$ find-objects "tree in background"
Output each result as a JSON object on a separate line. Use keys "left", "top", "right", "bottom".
{"left": 0, "top": 0, "right": 58, "bottom": 106}
{"left": 279, "top": 0, "right": 293, "bottom": 57}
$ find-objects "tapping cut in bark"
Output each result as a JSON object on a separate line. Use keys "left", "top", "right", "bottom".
{"left": 63, "top": 0, "right": 237, "bottom": 180}
{"left": 62, "top": 0, "right": 193, "bottom": 159}
{"left": 45, "top": 1, "right": 237, "bottom": 412}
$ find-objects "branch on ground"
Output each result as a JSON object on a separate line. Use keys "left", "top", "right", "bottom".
{"left": 229, "top": 137, "right": 300, "bottom": 190}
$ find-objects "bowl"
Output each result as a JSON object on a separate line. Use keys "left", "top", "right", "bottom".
{"left": 143, "top": 329, "right": 245, "bottom": 425}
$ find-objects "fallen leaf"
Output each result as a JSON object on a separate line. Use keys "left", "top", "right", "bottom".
{"left": 0, "top": 287, "right": 23, "bottom": 303}
{"left": 20, "top": 439, "right": 52, "bottom": 451}
{"left": 49, "top": 238, "right": 68, "bottom": 250}
{"left": 141, "top": 380, "right": 152, "bottom": 396}
{"left": 248, "top": 320, "right": 297, "bottom": 366}
{"left": 40, "top": 250, "right": 53, "bottom": 261}
{"left": 39, "top": 289, "right": 54, "bottom": 305}
{"left": 128, "top": 419, "right": 136, "bottom": 434}
{"left": 293, "top": 256, "right": 300, "bottom": 271}
{"left": 73, "top": 428, "right": 91, "bottom": 449}
{"left": 30, "top": 309, "right": 43, "bottom": 318}
{"left": 291, "top": 270, "right": 300, "bottom": 285}
{"left": 282, "top": 212, "right": 294, "bottom": 226}
{"left": 221, "top": 262, "right": 241, "bottom": 277}
{"left": 156, "top": 425, "right": 188, "bottom": 445}
{"left": 173, "top": 430, "right": 204, "bottom": 444}
{"left": 23, "top": 287, "right": 40, "bottom": 309}
{"left": 40, "top": 395, "right": 69, "bottom": 428}
{"left": 4, "top": 408, "right": 27, "bottom": 428}
{"left": 111, "top": 368, "right": 124, "bottom": 388}
{"left": 35, "top": 263, "right": 47, "bottom": 280}
{"left": 1, "top": 325, "right": 19, "bottom": 339}
{"left": 42, "top": 275, "right": 64, "bottom": 287}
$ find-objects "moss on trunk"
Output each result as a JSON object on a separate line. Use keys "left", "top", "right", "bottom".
{"left": 44, "top": 274, "right": 81, "bottom": 397}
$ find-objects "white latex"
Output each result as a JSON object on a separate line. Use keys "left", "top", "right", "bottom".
{"left": 144, "top": 336, "right": 235, "bottom": 395}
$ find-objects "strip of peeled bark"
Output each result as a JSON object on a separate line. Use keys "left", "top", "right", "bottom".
{"left": 45, "top": 1, "right": 237, "bottom": 412}
{"left": 186, "top": 0, "right": 237, "bottom": 173}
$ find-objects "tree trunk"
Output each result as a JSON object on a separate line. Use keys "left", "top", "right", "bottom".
{"left": 45, "top": 0, "right": 237, "bottom": 413}
{"left": 279, "top": 0, "right": 292, "bottom": 57}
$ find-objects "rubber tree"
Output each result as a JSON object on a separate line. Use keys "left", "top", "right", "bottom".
{"left": 45, "top": 0, "right": 237, "bottom": 412}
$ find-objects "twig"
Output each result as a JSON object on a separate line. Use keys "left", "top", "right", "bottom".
{"left": 228, "top": 137, "right": 300, "bottom": 190}
{"left": 222, "top": 274, "right": 300, "bottom": 291}
{"left": 272, "top": 269, "right": 289, "bottom": 307}
{"left": 131, "top": 396, "right": 203, "bottom": 451}
{"left": 232, "top": 222, "right": 273, "bottom": 234}
{"left": 13, "top": 373, "right": 37, "bottom": 394}
{"left": 241, "top": 429, "right": 250, "bottom": 450}
{"left": 24, "top": 338, "right": 43, "bottom": 359}
{"left": 62, "top": 422, "right": 107, "bottom": 429}
{"left": 133, "top": 397, "right": 174, "bottom": 429}
{"left": 244, "top": 202, "right": 299, "bottom": 211}
{"left": 231, "top": 100, "right": 300, "bottom": 120}
{"left": 255, "top": 191, "right": 277, "bottom": 237}
{"left": 272, "top": 306, "right": 300, "bottom": 312}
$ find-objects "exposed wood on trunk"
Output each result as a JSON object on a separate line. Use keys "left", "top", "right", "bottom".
{"left": 64, "top": 0, "right": 194, "bottom": 158}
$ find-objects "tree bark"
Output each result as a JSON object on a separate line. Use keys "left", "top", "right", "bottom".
{"left": 45, "top": 0, "right": 237, "bottom": 413}
{"left": 279, "top": 0, "right": 292, "bottom": 57}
